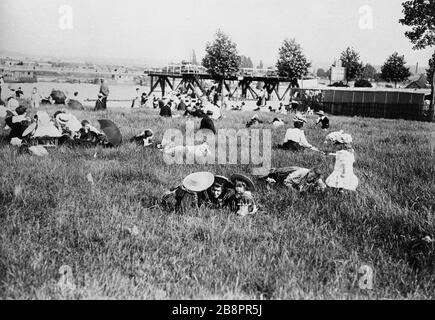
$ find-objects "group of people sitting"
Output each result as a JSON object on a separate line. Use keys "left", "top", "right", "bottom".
{"left": 1, "top": 104, "right": 108, "bottom": 149}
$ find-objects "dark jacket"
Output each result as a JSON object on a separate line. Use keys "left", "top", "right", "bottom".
{"left": 198, "top": 188, "right": 235, "bottom": 209}
{"left": 94, "top": 99, "right": 105, "bottom": 111}
{"left": 159, "top": 104, "right": 172, "bottom": 117}
{"left": 199, "top": 116, "right": 216, "bottom": 134}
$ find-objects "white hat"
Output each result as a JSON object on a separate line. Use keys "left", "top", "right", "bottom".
{"left": 29, "top": 145, "right": 48, "bottom": 157}
{"left": 182, "top": 171, "right": 214, "bottom": 192}
{"left": 293, "top": 114, "right": 307, "bottom": 123}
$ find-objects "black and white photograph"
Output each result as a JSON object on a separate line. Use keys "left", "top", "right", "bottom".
{"left": 0, "top": 0, "right": 434, "bottom": 304}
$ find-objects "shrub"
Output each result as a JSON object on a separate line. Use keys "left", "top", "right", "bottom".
{"left": 328, "top": 81, "right": 349, "bottom": 87}
{"left": 354, "top": 79, "right": 373, "bottom": 88}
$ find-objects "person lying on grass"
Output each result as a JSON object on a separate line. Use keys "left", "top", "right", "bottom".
{"left": 227, "top": 174, "right": 258, "bottom": 216}
{"left": 197, "top": 175, "right": 235, "bottom": 210}
{"left": 246, "top": 114, "right": 263, "bottom": 128}
{"left": 130, "top": 129, "right": 155, "bottom": 147}
{"left": 259, "top": 166, "right": 327, "bottom": 194}
{"left": 161, "top": 171, "right": 215, "bottom": 214}
{"left": 277, "top": 114, "right": 320, "bottom": 152}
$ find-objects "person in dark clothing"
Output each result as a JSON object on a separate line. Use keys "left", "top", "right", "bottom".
{"left": 141, "top": 93, "right": 148, "bottom": 106}
{"left": 5, "top": 106, "right": 30, "bottom": 140}
{"left": 199, "top": 111, "right": 216, "bottom": 134}
{"left": 198, "top": 176, "right": 235, "bottom": 209}
{"left": 159, "top": 101, "right": 172, "bottom": 117}
{"left": 15, "top": 87, "right": 24, "bottom": 99}
{"left": 315, "top": 111, "right": 330, "bottom": 130}
{"left": 177, "top": 99, "right": 187, "bottom": 111}
{"left": 246, "top": 114, "right": 263, "bottom": 128}
{"left": 99, "top": 79, "right": 109, "bottom": 109}
{"left": 94, "top": 93, "right": 105, "bottom": 111}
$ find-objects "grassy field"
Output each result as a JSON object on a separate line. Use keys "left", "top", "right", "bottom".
{"left": 0, "top": 104, "right": 434, "bottom": 299}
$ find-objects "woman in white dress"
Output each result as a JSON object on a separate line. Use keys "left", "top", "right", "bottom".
{"left": 326, "top": 144, "right": 358, "bottom": 191}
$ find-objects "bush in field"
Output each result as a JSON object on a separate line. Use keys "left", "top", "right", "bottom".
{"left": 354, "top": 79, "right": 373, "bottom": 88}
{"left": 328, "top": 81, "right": 349, "bottom": 87}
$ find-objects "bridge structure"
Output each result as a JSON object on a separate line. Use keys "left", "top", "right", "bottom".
{"left": 145, "top": 64, "right": 298, "bottom": 101}
{"left": 1, "top": 63, "right": 300, "bottom": 101}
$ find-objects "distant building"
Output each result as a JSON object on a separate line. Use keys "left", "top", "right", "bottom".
{"left": 406, "top": 74, "right": 429, "bottom": 89}
{"left": 330, "top": 59, "right": 346, "bottom": 82}
{"left": 0, "top": 68, "right": 36, "bottom": 82}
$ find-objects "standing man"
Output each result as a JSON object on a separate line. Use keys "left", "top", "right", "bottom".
{"left": 94, "top": 93, "right": 105, "bottom": 111}
{"left": 99, "top": 79, "right": 109, "bottom": 109}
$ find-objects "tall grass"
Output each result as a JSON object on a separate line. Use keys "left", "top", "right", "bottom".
{"left": 0, "top": 105, "right": 434, "bottom": 299}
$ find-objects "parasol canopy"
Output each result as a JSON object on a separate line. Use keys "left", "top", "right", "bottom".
{"left": 97, "top": 119, "right": 122, "bottom": 147}
{"left": 67, "top": 99, "right": 84, "bottom": 110}
{"left": 50, "top": 90, "right": 67, "bottom": 104}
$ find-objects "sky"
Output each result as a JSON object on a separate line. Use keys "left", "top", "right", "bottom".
{"left": 0, "top": 0, "right": 433, "bottom": 68}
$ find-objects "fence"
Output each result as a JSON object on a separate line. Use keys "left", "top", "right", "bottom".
{"left": 289, "top": 88, "right": 427, "bottom": 121}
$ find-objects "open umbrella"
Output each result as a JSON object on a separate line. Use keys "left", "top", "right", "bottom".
{"left": 50, "top": 90, "right": 67, "bottom": 104}
{"left": 97, "top": 119, "right": 122, "bottom": 147}
{"left": 67, "top": 99, "right": 84, "bottom": 110}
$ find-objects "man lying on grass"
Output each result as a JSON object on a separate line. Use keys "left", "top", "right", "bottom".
{"left": 259, "top": 166, "right": 327, "bottom": 194}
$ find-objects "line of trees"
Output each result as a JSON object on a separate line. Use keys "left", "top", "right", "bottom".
{"left": 200, "top": 30, "right": 426, "bottom": 92}
{"left": 202, "top": 31, "right": 312, "bottom": 89}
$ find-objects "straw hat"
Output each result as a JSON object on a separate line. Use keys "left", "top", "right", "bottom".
{"left": 213, "top": 175, "right": 234, "bottom": 188}
{"left": 22, "top": 122, "right": 37, "bottom": 137}
{"left": 182, "top": 171, "right": 214, "bottom": 192}
{"left": 230, "top": 173, "right": 256, "bottom": 191}
{"left": 293, "top": 114, "right": 307, "bottom": 123}
{"left": 316, "top": 110, "right": 325, "bottom": 116}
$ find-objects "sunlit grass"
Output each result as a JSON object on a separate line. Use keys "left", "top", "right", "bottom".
{"left": 0, "top": 104, "right": 434, "bottom": 299}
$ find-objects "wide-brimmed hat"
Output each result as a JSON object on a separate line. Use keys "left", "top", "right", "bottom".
{"left": 22, "top": 122, "right": 37, "bottom": 137}
{"left": 213, "top": 175, "right": 234, "bottom": 188}
{"left": 230, "top": 173, "right": 256, "bottom": 191}
{"left": 206, "top": 110, "right": 214, "bottom": 115}
{"left": 316, "top": 110, "right": 325, "bottom": 116}
{"left": 293, "top": 114, "right": 306, "bottom": 123}
{"left": 182, "top": 171, "right": 215, "bottom": 192}
{"left": 15, "top": 106, "right": 27, "bottom": 115}
{"left": 98, "top": 93, "right": 104, "bottom": 97}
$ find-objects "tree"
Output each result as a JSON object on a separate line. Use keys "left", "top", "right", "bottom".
{"left": 240, "top": 55, "right": 254, "bottom": 68}
{"left": 427, "top": 50, "right": 434, "bottom": 85}
{"left": 316, "top": 68, "right": 328, "bottom": 78}
{"left": 340, "top": 47, "right": 363, "bottom": 83}
{"left": 276, "top": 38, "right": 311, "bottom": 86}
{"left": 202, "top": 30, "right": 241, "bottom": 106}
{"left": 380, "top": 52, "right": 411, "bottom": 88}
{"left": 400, "top": 0, "right": 435, "bottom": 121}
{"left": 191, "top": 50, "right": 197, "bottom": 65}
{"left": 399, "top": 0, "right": 435, "bottom": 49}
{"left": 362, "top": 64, "right": 377, "bottom": 80}
{"left": 257, "top": 60, "right": 264, "bottom": 69}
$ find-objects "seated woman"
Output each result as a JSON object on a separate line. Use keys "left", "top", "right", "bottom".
{"left": 198, "top": 175, "right": 235, "bottom": 209}
{"left": 76, "top": 120, "right": 104, "bottom": 143}
{"left": 199, "top": 110, "right": 216, "bottom": 134}
{"left": 227, "top": 174, "right": 258, "bottom": 216}
{"left": 246, "top": 114, "right": 263, "bottom": 128}
{"left": 159, "top": 100, "right": 172, "bottom": 117}
{"left": 278, "top": 115, "right": 319, "bottom": 152}
{"left": 315, "top": 110, "right": 329, "bottom": 130}
{"left": 5, "top": 106, "right": 31, "bottom": 140}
